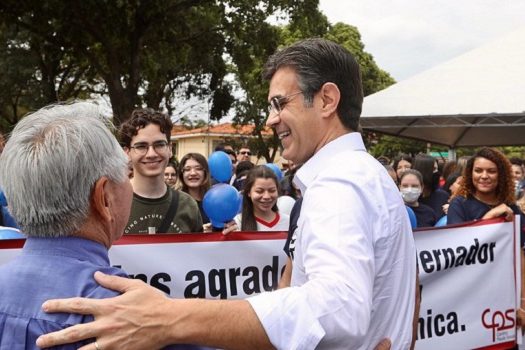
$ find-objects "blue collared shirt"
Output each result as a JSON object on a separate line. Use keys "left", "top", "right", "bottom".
{"left": 0, "top": 236, "right": 126, "bottom": 349}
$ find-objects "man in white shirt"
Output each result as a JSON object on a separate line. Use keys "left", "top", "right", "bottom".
{"left": 37, "top": 38, "right": 416, "bottom": 350}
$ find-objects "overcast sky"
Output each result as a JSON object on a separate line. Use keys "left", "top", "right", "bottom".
{"left": 319, "top": 0, "right": 525, "bottom": 81}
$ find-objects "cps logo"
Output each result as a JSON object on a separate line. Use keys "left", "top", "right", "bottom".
{"left": 481, "top": 308, "right": 515, "bottom": 342}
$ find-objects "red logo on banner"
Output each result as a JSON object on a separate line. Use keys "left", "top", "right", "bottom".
{"left": 481, "top": 308, "right": 515, "bottom": 342}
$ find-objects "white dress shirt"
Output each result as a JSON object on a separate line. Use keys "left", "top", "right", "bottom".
{"left": 248, "top": 132, "right": 416, "bottom": 349}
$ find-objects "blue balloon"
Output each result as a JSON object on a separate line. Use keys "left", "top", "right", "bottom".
{"left": 203, "top": 184, "right": 241, "bottom": 228}
{"left": 264, "top": 163, "right": 283, "bottom": 181}
{"left": 435, "top": 215, "right": 448, "bottom": 227}
{"left": 0, "top": 190, "right": 7, "bottom": 207}
{"left": 406, "top": 206, "right": 417, "bottom": 228}
{"left": 208, "top": 151, "right": 233, "bottom": 183}
{"left": 238, "top": 195, "right": 243, "bottom": 214}
{"left": 0, "top": 228, "right": 24, "bottom": 240}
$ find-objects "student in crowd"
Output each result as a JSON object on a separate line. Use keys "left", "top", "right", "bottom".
{"left": 164, "top": 161, "right": 178, "bottom": 188}
{"left": 441, "top": 171, "right": 463, "bottom": 215}
{"left": 443, "top": 171, "right": 463, "bottom": 196}
{"left": 510, "top": 157, "right": 525, "bottom": 199}
{"left": 234, "top": 165, "right": 289, "bottom": 231}
{"left": 399, "top": 169, "right": 437, "bottom": 227}
{"left": 448, "top": 148, "right": 524, "bottom": 226}
{"left": 178, "top": 153, "right": 211, "bottom": 225}
{"left": 393, "top": 154, "right": 413, "bottom": 181}
{"left": 120, "top": 108, "right": 202, "bottom": 234}
{"left": 376, "top": 155, "right": 390, "bottom": 166}
{"left": 279, "top": 164, "right": 302, "bottom": 199}
{"left": 447, "top": 147, "right": 525, "bottom": 328}
{"left": 236, "top": 145, "right": 252, "bottom": 163}
{"left": 455, "top": 155, "right": 471, "bottom": 175}
{"left": 413, "top": 153, "right": 449, "bottom": 218}
{"left": 440, "top": 160, "right": 457, "bottom": 188}
{"left": 232, "top": 160, "right": 254, "bottom": 192}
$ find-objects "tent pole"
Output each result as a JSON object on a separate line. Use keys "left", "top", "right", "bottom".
{"left": 448, "top": 148, "right": 456, "bottom": 161}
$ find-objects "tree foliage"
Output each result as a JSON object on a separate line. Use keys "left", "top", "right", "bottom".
{"left": 0, "top": 0, "right": 323, "bottom": 131}
{"left": 0, "top": 0, "right": 399, "bottom": 164}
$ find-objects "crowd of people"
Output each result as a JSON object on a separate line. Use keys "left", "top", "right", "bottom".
{"left": 0, "top": 36, "right": 522, "bottom": 349}
{"left": 381, "top": 150, "right": 525, "bottom": 231}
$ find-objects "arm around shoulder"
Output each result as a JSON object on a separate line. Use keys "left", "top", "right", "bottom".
{"left": 166, "top": 298, "right": 274, "bottom": 350}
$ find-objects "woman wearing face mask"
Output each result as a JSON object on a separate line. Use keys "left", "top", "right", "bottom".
{"left": 234, "top": 165, "right": 289, "bottom": 231}
{"left": 399, "top": 169, "right": 437, "bottom": 227}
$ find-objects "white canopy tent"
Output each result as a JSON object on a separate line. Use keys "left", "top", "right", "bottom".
{"left": 360, "top": 26, "right": 525, "bottom": 150}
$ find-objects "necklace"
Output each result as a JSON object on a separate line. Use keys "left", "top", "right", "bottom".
{"left": 473, "top": 194, "right": 499, "bottom": 208}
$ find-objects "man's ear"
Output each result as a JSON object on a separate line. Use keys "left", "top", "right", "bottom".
{"left": 123, "top": 147, "right": 131, "bottom": 159}
{"left": 91, "top": 176, "right": 111, "bottom": 223}
{"left": 319, "top": 82, "right": 340, "bottom": 118}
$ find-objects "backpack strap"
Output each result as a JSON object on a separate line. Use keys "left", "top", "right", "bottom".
{"left": 158, "top": 188, "right": 179, "bottom": 233}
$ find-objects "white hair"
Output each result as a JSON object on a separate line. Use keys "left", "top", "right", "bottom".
{"left": 0, "top": 101, "right": 128, "bottom": 237}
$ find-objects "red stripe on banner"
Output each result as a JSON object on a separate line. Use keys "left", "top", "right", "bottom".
{"left": 473, "top": 340, "right": 516, "bottom": 349}
{"left": 0, "top": 238, "right": 25, "bottom": 249}
{"left": 113, "top": 231, "right": 288, "bottom": 245}
{"left": 0, "top": 232, "right": 287, "bottom": 249}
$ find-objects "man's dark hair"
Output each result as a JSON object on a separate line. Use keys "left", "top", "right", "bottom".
{"left": 263, "top": 38, "right": 364, "bottom": 131}
{"left": 509, "top": 157, "right": 524, "bottom": 167}
{"left": 119, "top": 108, "right": 173, "bottom": 147}
{"left": 214, "top": 143, "right": 233, "bottom": 152}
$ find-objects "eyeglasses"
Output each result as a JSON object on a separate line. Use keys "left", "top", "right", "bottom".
{"left": 239, "top": 151, "right": 252, "bottom": 156}
{"left": 268, "top": 91, "right": 303, "bottom": 114}
{"left": 129, "top": 141, "right": 169, "bottom": 155}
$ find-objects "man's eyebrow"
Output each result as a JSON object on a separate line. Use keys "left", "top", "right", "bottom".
{"left": 269, "top": 93, "right": 285, "bottom": 100}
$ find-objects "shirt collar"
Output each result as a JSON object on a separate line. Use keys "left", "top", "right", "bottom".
{"left": 22, "top": 236, "right": 111, "bottom": 266}
{"left": 294, "top": 132, "right": 366, "bottom": 193}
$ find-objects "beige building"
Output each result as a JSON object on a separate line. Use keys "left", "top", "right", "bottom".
{"left": 171, "top": 123, "right": 286, "bottom": 166}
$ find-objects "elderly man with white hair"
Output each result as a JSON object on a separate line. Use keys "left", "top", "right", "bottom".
{"left": 0, "top": 102, "right": 133, "bottom": 349}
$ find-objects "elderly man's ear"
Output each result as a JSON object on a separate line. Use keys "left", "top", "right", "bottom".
{"left": 91, "top": 177, "right": 113, "bottom": 224}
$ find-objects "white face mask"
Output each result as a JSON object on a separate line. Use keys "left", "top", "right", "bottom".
{"left": 401, "top": 187, "right": 422, "bottom": 203}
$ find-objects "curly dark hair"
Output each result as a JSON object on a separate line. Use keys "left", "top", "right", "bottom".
{"left": 455, "top": 147, "right": 515, "bottom": 204}
{"left": 119, "top": 108, "right": 173, "bottom": 147}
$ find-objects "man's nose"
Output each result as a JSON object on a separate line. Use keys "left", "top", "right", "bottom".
{"left": 145, "top": 145, "right": 159, "bottom": 157}
{"left": 266, "top": 110, "right": 280, "bottom": 128}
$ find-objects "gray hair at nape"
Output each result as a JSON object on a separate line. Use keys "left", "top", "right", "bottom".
{"left": 0, "top": 101, "right": 129, "bottom": 237}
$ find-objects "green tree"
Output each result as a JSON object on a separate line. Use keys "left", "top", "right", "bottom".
{"left": 0, "top": 21, "right": 95, "bottom": 132}
{"left": 0, "top": 0, "right": 324, "bottom": 130}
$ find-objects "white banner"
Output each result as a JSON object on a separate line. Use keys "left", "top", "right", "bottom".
{"left": 414, "top": 219, "right": 519, "bottom": 350}
{"left": 0, "top": 232, "right": 289, "bottom": 300}
{"left": 110, "top": 232, "right": 288, "bottom": 299}
{"left": 0, "top": 221, "right": 520, "bottom": 349}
